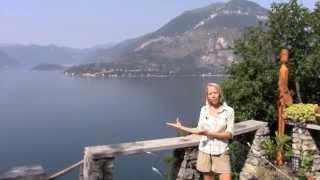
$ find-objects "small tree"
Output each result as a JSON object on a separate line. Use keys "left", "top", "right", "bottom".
{"left": 223, "top": 0, "right": 320, "bottom": 123}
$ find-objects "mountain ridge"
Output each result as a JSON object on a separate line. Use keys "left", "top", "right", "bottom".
{"left": 66, "top": 0, "right": 268, "bottom": 77}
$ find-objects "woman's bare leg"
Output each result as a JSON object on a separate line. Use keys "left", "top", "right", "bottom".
{"left": 203, "top": 173, "right": 214, "bottom": 180}
{"left": 219, "top": 173, "right": 231, "bottom": 180}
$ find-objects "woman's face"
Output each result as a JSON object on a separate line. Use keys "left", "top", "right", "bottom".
{"left": 207, "top": 86, "right": 220, "bottom": 106}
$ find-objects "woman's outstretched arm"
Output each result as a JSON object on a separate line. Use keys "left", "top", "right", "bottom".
{"left": 166, "top": 118, "right": 206, "bottom": 135}
{"left": 205, "top": 108, "right": 234, "bottom": 140}
{"left": 202, "top": 131, "right": 233, "bottom": 140}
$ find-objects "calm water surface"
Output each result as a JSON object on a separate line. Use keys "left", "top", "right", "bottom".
{"left": 0, "top": 69, "right": 224, "bottom": 179}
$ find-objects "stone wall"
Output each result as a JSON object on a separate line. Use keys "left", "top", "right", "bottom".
{"left": 239, "top": 126, "right": 270, "bottom": 179}
{"left": 175, "top": 127, "right": 270, "bottom": 180}
{"left": 292, "top": 124, "right": 320, "bottom": 178}
{"left": 176, "top": 147, "right": 201, "bottom": 180}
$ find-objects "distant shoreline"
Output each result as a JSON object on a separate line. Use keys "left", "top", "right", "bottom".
{"left": 64, "top": 71, "right": 229, "bottom": 79}
{"left": 32, "top": 63, "right": 66, "bottom": 71}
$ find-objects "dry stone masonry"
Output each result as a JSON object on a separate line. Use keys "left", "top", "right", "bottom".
{"left": 239, "top": 126, "right": 270, "bottom": 180}
{"left": 291, "top": 123, "right": 320, "bottom": 177}
{"left": 176, "top": 147, "right": 201, "bottom": 180}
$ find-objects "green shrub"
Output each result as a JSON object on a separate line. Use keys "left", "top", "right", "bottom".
{"left": 285, "top": 104, "right": 318, "bottom": 124}
{"left": 261, "top": 132, "right": 292, "bottom": 162}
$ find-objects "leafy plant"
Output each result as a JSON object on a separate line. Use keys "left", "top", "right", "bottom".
{"left": 261, "top": 137, "right": 277, "bottom": 161}
{"left": 261, "top": 132, "right": 292, "bottom": 162}
{"left": 285, "top": 104, "right": 318, "bottom": 123}
{"left": 298, "top": 150, "right": 314, "bottom": 177}
{"left": 229, "top": 140, "right": 251, "bottom": 180}
{"left": 163, "top": 148, "right": 185, "bottom": 180}
{"left": 275, "top": 132, "right": 293, "bottom": 161}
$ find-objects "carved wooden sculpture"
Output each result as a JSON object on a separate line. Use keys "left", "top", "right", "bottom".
{"left": 277, "top": 48, "right": 293, "bottom": 166}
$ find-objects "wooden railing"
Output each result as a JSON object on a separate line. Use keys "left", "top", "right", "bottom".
{"left": 82, "top": 120, "right": 267, "bottom": 180}
{"left": 0, "top": 120, "right": 268, "bottom": 180}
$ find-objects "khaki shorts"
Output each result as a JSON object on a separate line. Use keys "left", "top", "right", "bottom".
{"left": 196, "top": 150, "right": 231, "bottom": 174}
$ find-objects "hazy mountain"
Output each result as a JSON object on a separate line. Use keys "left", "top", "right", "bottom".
{"left": 0, "top": 50, "right": 19, "bottom": 68}
{"left": 0, "top": 44, "right": 92, "bottom": 67}
{"left": 74, "top": 0, "right": 268, "bottom": 75}
{"left": 32, "top": 63, "right": 66, "bottom": 71}
{"left": 91, "top": 42, "right": 117, "bottom": 50}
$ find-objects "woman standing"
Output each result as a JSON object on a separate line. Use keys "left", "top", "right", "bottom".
{"left": 167, "top": 83, "right": 234, "bottom": 180}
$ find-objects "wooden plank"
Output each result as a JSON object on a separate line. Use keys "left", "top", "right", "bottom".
{"left": 286, "top": 121, "right": 320, "bottom": 131}
{"left": 48, "top": 160, "right": 83, "bottom": 180}
{"left": 306, "top": 124, "right": 320, "bottom": 131}
{"left": 86, "top": 120, "right": 267, "bottom": 159}
{"left": 234, "top": 119, "right": 268, "bottom": 135}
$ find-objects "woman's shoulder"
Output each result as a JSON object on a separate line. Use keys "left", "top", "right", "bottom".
{"left": 200, "top": 105, "right": 208, "bottom": 111}
{"left": 200, "top": 105, "right": 208, "bottom": 114}
{"left": 222, "top": 103, "right": 234, "bottom": 113}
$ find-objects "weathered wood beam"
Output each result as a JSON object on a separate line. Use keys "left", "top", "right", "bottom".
{"left": 86, "top": 120, "right": 267, "bottom": 159}
{"left": 286, "top": 121, "right": 320, "bottom": 131}
{"left": 48, "top": 160, "right": 83, "bottom": 180}
{"left": 83, "top": 120, "right": 267, "bottom": 180}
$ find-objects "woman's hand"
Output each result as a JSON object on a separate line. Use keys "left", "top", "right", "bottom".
{"left": 166, "top": 118, "right": 182, "bottom": 130}
{"left": 167, "top": 118, "right": 208, "bottom": 135}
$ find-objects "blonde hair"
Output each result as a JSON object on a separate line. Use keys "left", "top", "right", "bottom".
{"left": 205, "top": 83, "right": 225, "bottom": 106}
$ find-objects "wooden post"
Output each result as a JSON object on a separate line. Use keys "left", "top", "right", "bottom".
{"left": 79, "top": 163, "right": 84, "bottom": 180}
{"left": 83, "top": 147, "right": 114, "bottom": 180}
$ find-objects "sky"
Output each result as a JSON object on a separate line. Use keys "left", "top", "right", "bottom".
{"left": 0, "top": 0, "right": 316, "bottom": 48}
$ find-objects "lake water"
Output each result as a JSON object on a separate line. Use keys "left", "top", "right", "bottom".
{"left": 0, "top": 69, "right": 224, "bottom": 179}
